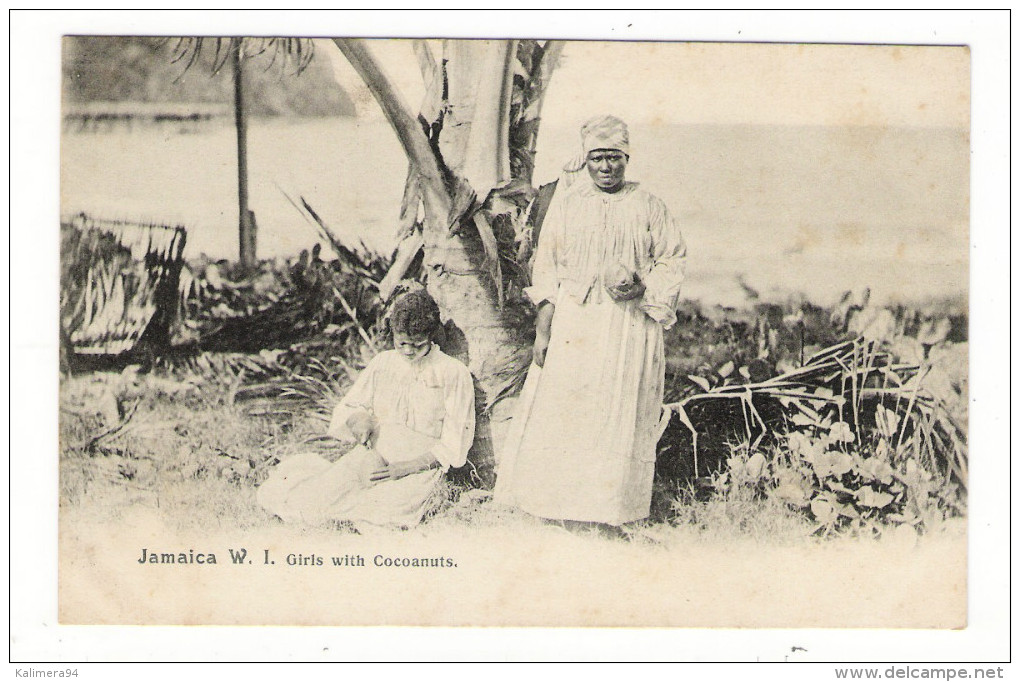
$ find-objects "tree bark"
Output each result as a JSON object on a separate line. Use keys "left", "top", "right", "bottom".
{"left": 333, "top": 39, "right": 562, "bottom": 485}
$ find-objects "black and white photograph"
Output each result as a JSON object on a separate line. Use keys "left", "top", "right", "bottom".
{"left": 10, "top": 9, "right": 1010, "bottom": 667}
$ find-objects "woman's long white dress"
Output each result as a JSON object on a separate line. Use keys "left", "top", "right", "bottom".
{"left": 495, "top": 178, "right": 686, "bottom": 525}
{"left": 257, "top": 346, "right": 475, "bottom": 528}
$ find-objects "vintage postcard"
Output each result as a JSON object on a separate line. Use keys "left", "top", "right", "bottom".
{"left": 54, "top": 35, "right": 970, "bottom": 629}
{"left": 12, "top": 11, "right": 1008, "bottom": 663}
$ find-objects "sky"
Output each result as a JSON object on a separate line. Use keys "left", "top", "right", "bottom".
{"left": 324, "top": 39, "right": 970, "bottom": 129}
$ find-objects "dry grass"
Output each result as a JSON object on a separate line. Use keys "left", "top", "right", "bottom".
{"left": 663, "top": 482, "right": 817, "bottom": 545}
{"left": 60, "top": 369, "right": 297, "bottom": 531}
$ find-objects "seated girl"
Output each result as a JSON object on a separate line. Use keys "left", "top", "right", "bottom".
{"left": 256, "top": 289, "right": 476, "bottom": 528}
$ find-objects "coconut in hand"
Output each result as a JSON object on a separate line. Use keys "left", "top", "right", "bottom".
{"left": 603, "top": 261, "right": 636, "bottom": 291}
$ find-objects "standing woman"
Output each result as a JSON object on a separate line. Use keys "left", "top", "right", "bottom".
{"left": 495, "top": 115, "right": 686, "bottom": 527}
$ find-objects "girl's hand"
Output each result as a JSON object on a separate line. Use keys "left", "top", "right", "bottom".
{"left": 345, "top": 410, "right": 378, "bottom": 446}
{"left": 369, "top": 455, "right": 437, "bottom": 483}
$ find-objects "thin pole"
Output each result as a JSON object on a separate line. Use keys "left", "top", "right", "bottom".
{"left": 233, "top": 40, "right": 255, "bottom": 269}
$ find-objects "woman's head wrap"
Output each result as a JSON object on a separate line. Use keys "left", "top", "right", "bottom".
{"left": 563, "top": 115, "right": 630, "bottom": 173}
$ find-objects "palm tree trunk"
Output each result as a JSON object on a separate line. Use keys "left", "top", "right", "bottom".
{"left": 333, "top": 38, "right": 561, "bottom": 484}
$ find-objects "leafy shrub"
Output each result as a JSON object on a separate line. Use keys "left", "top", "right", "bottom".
{"left": 675, "top": 400, "right": 963, "bottom": 537}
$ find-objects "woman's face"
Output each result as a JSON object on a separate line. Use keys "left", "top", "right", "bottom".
{"left": 394, "top": 331, "right": 432, "bottom": 362}
{"left": 586, "top": 149, "right": 628, "bottom": 192}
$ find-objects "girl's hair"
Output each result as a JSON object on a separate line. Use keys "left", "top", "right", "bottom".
{"left": 390, "top": 289, "right": 442, "bottom": 339}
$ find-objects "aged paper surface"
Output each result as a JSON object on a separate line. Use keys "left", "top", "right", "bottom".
{"left": 13, "top": 10, "right": 1011, "bottom": 664}
{"left": 55, "top": 37, "right": 969, "bottom": 628}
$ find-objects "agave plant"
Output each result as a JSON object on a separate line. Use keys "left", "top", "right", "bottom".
{"left": 660, "top": 337, "right": 966, "bottom": 491}
{"left": 654, "top": 329, "right": 967, "bottom": 534}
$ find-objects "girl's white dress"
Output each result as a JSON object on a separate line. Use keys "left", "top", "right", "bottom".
{"left": 495, "top": 178, "right": 686, "bottom": 525}
{"left": 257, "top": 346, "right": 475, "bottom": 528}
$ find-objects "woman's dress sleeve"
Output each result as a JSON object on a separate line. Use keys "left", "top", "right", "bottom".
{"left": 429, "top": 362, "right": 476, "bottom": 469}
{"left": 640, "top": 196, "right": 687, "bottom": 329}
{"left": 523, "top": 193, "right": 563, "bottom": 306}
{"left": 326, "top": 357, "right": 380, "bottom": 440}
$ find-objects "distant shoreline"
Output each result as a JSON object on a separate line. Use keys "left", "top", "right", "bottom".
{"left": 62, "top": 102, "right": 355, "bottom": 133}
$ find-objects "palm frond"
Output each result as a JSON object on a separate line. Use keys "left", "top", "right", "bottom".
{"left": 166, "top": 36, "right": 315, "bottom": 77}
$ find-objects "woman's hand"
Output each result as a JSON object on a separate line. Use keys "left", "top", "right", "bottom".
{"left": 533, "top": 301, "right": 555, "bottom": 368}
{"left": 607, "top": 278, "right": 646, "bottom": 302}
{"left": 604, "top": 262, "right": 645, "bottom": 302}
{"left": 345, "top": 410, "right": 378, "bottom": 447}
{"left": 533, "top": 331, "right": 551, "bottom": 368}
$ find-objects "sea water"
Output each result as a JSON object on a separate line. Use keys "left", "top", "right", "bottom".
{"left": 60, "top": 116, "right": 969, "bottom": 307}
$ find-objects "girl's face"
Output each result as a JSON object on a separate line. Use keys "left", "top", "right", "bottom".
{"left": 394, "top": 331, "right": 432, "bottom": 362}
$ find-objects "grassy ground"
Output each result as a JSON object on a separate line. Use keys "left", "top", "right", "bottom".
{"left": 61, "top": 365, "right": 816, "bottom": 540}
{"left": 58, "top": 357, "right": 961, "bottom": 546}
